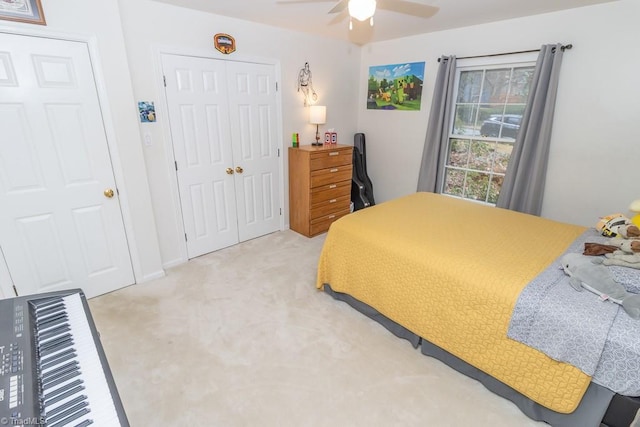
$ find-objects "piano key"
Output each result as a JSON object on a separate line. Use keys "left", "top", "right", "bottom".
{"left": 74, "top": 420, "right": 94, "bottom": 427}
{"left": 49, "top": 407, "right": 91, "bottom": 427}
{"left": 41, "top": 349, "right": 77, "bottom": 371}
{"left": 47, "top": 395, "right": 87, "bottom": 417}
{"left": 44, "top": 379, "right": 84, "bottom": 401}
{"left": 38, "top": 324, "right": 72, "bottom": 342}
{"left": 39, "top": 336, "right": 74, "bottom": 357}
{"left": 42, "top": 361, "right": 80, "bottom": 384}
{"left": 42, "top": 294, "right": 123, "bottom": 426}
{"left": 42, "top": 370, "right": 81, "bottom": 391}
{"left": 35, "top": 302, "right": 65, "bottom": 318}
{"left": 44, "top": 384, "right": 86, "bottom": 407}
{"left": 47, "top": 401, "right": 89, "bottom": 425}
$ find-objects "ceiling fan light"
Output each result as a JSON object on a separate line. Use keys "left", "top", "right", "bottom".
{"left": 348, "top": 0, "right": 376, "bottom": 22}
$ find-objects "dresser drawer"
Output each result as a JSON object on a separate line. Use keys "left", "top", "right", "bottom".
{"left": 310, "top": 180, "right": 351, "bottom": 204}
{"left": 310, "top": 195, "right": 350, "bottom": 220}
{"left": 310, "top": 165, "right": 352, "bottom": 188}
{"left": 309, "top": 208, "right": 351, "bottom": 236}
{"left": 310, "top": 148, "right": 351, "bottom": 171}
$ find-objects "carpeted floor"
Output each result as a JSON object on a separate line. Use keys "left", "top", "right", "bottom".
{"left": 89, "top": 230, "right": 544, "bottom": 426}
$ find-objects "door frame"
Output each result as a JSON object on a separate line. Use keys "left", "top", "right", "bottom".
{"left": 0, "top": 25, "right": 142, "bottom": 289}
{"left": 153, "top": 45, "right": 286, "bottom": 266}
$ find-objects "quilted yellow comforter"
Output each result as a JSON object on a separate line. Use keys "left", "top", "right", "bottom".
{"left": 316, "top": 192, "right": 589, "bottom": 413}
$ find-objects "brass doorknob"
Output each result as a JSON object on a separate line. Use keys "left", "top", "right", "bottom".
{"left": 226, "top": 168, "right": 234, "bottom": 175}
{"left": 235, "top": 166, "right": 244, "bottom": 174}
{"left": 104, "top": 189, "right": 115, "bottom": 198}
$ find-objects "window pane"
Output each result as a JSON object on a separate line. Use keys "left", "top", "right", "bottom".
{"left": 493, "top": 141, "right": 513, "bottom": 173}
{"left": 452, "top": 105, "right": 480, "bottom": 136}
{"left": 507, "top": 67, "right": 535, "bottom": 103}
{"left": 447, "top": 139, "right": 470, "bottom": 167}
{"left": 443, "top": 168, "right": 465, "bottom": 197}
{"left": 481, "top": 69, "right": 510, "bottom": 103}
{"left": 457, "top": 70, "right": 483, "bottom": 103}
{"left": 463, "top": 171, "right": 489, "bottom": 201}
{"left": 468, "top": 140, "right": 494, "bottom": 171}
{"left": 488, "top": 175, "right": 503, "bottom": 204}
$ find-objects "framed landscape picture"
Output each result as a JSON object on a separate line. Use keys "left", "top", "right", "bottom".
{"left": 367, "top": 61, "right": 425, "bottom": 111}
{"left": 0, "top": 0, "right": 46, "bottom": 25}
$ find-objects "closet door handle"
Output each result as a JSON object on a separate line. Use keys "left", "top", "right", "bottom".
{"left": 235, "top": 166, "right": 244, "bottom": 174}
{"left": 226, "top": 168, "right": 234, "bottom": 175}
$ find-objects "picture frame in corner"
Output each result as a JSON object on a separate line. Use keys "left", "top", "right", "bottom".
{"left": 0, "top": 0, "right": 46, "bottom": 25}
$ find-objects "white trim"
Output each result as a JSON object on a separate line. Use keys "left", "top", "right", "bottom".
{"left": 0, "top": 246, "right": 14, "bottom": 299}
{"left": 0, "top": 24, "right": 143, "bottom": 286}
{"left": 153, "top": 45, "right": 286, "bottom": 264}
{"left": 140, "top": 269, "right": 166, "bottom": 283}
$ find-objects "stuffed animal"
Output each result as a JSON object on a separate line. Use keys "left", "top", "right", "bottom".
{"left": 560, "top": 253, "right": 640, "bottom": 319}
{"left": 610, "top": 239, "right": 640, "bottom": 254}
{"left": 618, "top": 223, "right": 640, "bottom": 239}
{"left": 597, "top": 213, "right": 630, "bottom": 237}
{"left": 603, "top": 252, "right": 640, "bottom": 270}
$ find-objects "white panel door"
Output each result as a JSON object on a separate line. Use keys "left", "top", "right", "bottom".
{"left": 162, "top": 55, "right": 281, "bottom": 259}
{"left": 0, "top": 33, "right": 134, "bottom": 298}
{"left": 226, "top": 61, "right": 281, "bottom": 242}
{"left": 162, "top": 54, "right": 239, "bottom": 258}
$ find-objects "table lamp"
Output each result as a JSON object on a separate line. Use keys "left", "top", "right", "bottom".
{"left": 309, "top": 105, "right": 326, "bottom": 146}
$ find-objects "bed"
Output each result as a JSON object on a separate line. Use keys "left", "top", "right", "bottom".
{"left": 316, "top": 192, "right": 640, "bottom": 427}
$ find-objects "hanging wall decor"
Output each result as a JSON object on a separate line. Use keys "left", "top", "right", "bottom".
{"left": 367, "top": 61, "right": 425, "bottom": 111}
{"left": 297, "top": 62, "right": 318, "bottom": 107}
{"left": 0, "top": 0, "right": 46, "bottom": 25}
{"left": 214, "top": 33, "right": 236, "bottom": 55}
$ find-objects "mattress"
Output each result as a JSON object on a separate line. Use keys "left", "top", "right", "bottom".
{"left": 316, "top": 192, "right": 589, "bottom": 413}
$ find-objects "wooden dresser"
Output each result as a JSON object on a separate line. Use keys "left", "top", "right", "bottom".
{"left": 289, "top": 144, "right": 353, "bottom": 237}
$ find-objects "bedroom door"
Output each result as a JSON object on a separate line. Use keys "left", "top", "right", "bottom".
{"left": 0, "top": 33, "right": 135, "bottom": 298}
{"left": 162, "top": 54, "right": 281, "bottom": 259}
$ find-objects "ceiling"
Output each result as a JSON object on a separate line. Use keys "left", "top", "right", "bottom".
{"left": 153, "top": 0, "right": 616, "bottom": 46}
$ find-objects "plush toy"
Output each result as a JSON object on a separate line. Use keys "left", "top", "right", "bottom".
{"left": 603, "top": 252, "right": 640, "bottom": 270}
{"left": 597, "top": 213, "right": 630, "bottom": 237}
{"left": 609, "top": 238, "right": 640, "bottom": 254}
{"left": 561, "top": 253, "right": 640, "bottom": 319}
{"left": 617, "top": 223, "right": 640, "bottom": 239}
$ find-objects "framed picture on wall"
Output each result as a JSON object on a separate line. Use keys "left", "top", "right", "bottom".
{"left": 0, "top": 0, "right": 46, "bottom": 25}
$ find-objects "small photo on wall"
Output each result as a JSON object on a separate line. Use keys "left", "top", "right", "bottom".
{"left": 367, "top": 62, "right": 425, "bottom": 111}
{"left": 138, "top": 101, "right": 156, "bottom": 123}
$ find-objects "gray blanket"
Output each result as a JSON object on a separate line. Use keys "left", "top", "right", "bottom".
{"left": 507, "top": 228, "right": 640, "bottom": 395}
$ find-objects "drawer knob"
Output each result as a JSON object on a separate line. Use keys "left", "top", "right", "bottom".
{"left": 329, "top": 152, "right": 339, "bottom": 156}
{"left": 330, "top": 168, "right": 338, "bottom": 173}
{"left": 328, "top": 215, "right": 336, "bottom": 219}
{"left": 329, "top": 184, "right": 337, "bottom": 189}
{"left": 329, "top": 199, "right": 337, "bottom": 203}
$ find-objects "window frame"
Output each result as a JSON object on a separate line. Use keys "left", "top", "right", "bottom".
{"left": 439, "top": 54, "right": 537, "bottom": 205}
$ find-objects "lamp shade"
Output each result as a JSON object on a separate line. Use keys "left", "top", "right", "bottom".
{"left": 348, "top": 0, "right": 377, "bottom": 22}
{"left": 309, "top": 105, "right": 326, "bottom": 125}
{"left": 630, "top": 199, "right": 640, "bottom": 213}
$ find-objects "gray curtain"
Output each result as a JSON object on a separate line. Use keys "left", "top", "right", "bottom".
{"left": 416, "top": 55, "right": 456, "bottom": 192}
{"left": 496, "top": 44, "right": 566, "bottom": 215}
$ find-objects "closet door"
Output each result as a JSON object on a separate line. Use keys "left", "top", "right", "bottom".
{"left": 162, "top": 54, "right": 239, "bottom": 259}
{"left": 226, "top": 61, "right": 281, "bottom": 242}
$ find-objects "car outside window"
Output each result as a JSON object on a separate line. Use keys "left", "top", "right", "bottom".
{"left": 442, "top": 63, "right": 535, "bottom": 204}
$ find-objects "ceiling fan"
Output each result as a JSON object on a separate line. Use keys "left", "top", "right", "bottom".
{"left": 277, "top": 0, "right": 439, "bottom": 30}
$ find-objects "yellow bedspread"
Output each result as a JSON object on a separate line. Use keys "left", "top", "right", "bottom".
{"left": 316, "top": 192, "right": 589, "bottom": 413}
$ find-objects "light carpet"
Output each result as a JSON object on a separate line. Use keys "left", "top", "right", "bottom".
{"left": 89, "top": 230, "right": 544, "bottom": 426}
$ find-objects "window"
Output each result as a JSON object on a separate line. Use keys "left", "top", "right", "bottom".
{"left": 442, "top": 63, "right": 535, "bottom": 204}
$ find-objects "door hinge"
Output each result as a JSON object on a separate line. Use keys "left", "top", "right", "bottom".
{"left": 276, "top": 82, "right": 278, "bottom": 92}
{"left": 163, "top": 75, "right": 167, "bottom": 87}
{"left": 175, "top": 161, "right": 178, "bottom": 171}
{"left": 280, "top": 208, "right": 282, "bottom": 216}
{"left": 12, "top": 284, "right": 18, "bottom": 297}
{"left": 185, "top": 233, "right": 188, "bottom": 242}
{"left": 277, "top": 148, "right": 280, "bottom": 157}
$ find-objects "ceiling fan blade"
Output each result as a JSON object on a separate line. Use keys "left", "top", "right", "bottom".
{"left": 328, "top": 9, "right": 349, "bottom": 25}
{"left": 328, "top": 0, "right": 348, "bottom": 14}
{"left": 377, "top": 0, "right": 439, "bottom": 19}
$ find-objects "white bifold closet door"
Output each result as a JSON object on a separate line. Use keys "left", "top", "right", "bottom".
{"left": 162, "top": 54, "right": 281, "bottom": 259}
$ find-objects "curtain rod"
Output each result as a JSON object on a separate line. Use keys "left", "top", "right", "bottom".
{"left": 437, "top": 44, "right": 573, "bottom": 62}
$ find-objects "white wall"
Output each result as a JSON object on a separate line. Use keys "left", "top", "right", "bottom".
{"left": 0, "top": 0, "right": 164, "bottom": 284}
{"left": 116, "top": 0, "right": 361, "bottom": 267}
{"left": 358, "top": 0, "right": 640, "bottom": 227}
